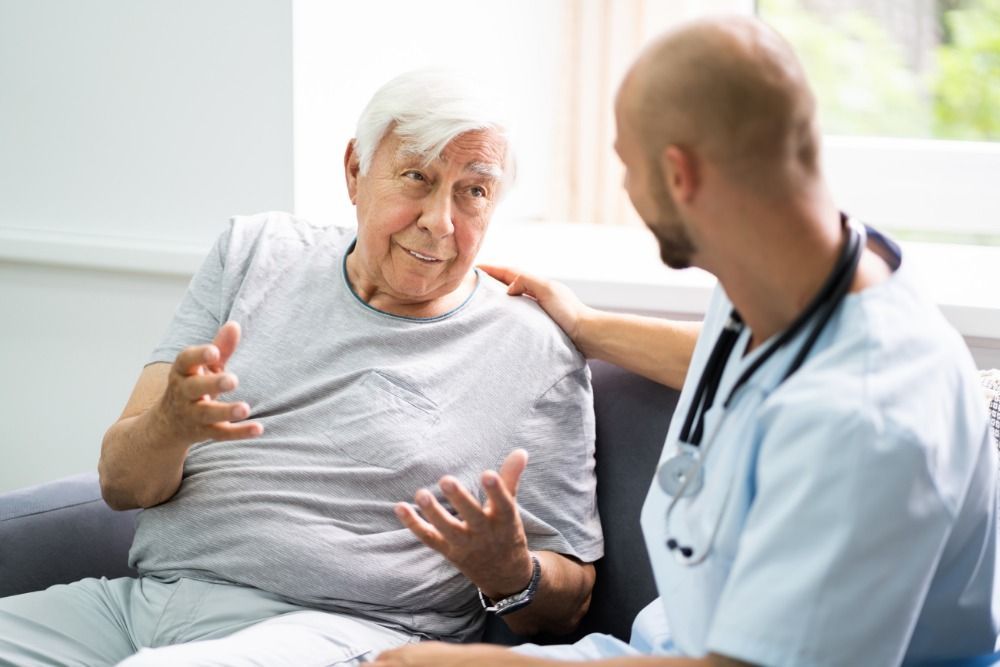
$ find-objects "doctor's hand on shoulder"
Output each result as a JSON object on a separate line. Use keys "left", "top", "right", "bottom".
{"left": 478, "top": 264, "right": 700, "bottom": 391}
{"left": 479, "top": 265, "right": 593, "bottom": 350}
{"left": 395, "top": 449, "right": 595, "bottom": 636}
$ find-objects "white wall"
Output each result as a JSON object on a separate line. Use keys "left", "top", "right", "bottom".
{"left": 0, "top": 0, "right": 293, "bottom": 492}
{"left": 0, "top": 0, "right": 293, "bottom": 247}
{"left": 0, "top": 262, "right": 189, "bottom": 492}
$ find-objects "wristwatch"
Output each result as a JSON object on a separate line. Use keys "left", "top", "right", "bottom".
{"left": 478, "top": 553, "right": 541, "bottom": 616}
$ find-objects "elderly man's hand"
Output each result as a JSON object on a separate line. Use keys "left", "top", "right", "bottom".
{"left": 371, "top": 642, "right": 530, "bottom": 667}
{"left": 155, "top": 321, "right": 263, "bottom": 445}
{"left": 395, "top": 449, "right": 535, "bottom": 601}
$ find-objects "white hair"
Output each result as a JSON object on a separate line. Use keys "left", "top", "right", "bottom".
{"left": 353, "top": 68, "right": 516, "bottom": 186}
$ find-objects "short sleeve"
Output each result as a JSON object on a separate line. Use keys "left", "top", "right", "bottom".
{"left": 147, "top": 224, "right": 233, "bottom": 365}
{"left": 706, "top": 401, "right": 953, "bottom": 667}
{"left": 507, "top": 366, "right": 605, "bottom": 563}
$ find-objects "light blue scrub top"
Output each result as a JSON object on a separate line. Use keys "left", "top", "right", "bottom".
{"left": 517, "top": 236, "right": 998, "bottom": 665}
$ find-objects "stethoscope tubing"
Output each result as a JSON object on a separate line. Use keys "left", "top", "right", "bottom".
{"left": 661, "top": 220, "right": 866, "bottom": 567}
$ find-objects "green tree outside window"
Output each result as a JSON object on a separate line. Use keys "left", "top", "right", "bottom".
{"left": 758, "top": 0, "right": 1000, "bottom": 142}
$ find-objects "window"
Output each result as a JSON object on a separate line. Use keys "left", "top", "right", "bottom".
{"left": 757, "top": 0, "right": 1000, "bottom": 245}
{"left": 294, "top": 0, "right": 998, "bottom": 246}
{"left": 290, "top": 1, "right": 996, "bottom": 343}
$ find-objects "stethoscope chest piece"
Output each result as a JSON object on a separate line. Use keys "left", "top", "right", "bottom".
{"left": 657, "top": 450, "right": 704, "bottom": 497}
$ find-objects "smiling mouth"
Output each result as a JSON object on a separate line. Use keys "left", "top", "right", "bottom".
{"left": 399, "top": 244, "right": 445, "bottom": 264}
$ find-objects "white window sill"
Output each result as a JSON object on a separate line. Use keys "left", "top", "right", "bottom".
{"left": 478, "top": 221, "right": 1000, "bottom": 341}
{"left": 2, "top": 221, "right": 998, "bottom": 342}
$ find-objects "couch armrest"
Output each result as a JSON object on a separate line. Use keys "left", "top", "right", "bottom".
{"left": 0, "top": 472, "right": 138, "bottom": 598}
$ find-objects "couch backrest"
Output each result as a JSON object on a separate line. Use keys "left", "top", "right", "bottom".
{"left": 0, "top": 472, "right": 138, "bottom": 598}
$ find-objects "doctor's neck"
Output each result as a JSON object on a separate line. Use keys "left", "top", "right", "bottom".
{"left": 699, "top": 182, "right": 846, "bottom": 353}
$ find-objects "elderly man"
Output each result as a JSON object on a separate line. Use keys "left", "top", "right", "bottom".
{"left": 373, "top": 16, "right": 998, "bottom": 667}
{"left": 0, "top": 70, "right": 602, "bottom": 666}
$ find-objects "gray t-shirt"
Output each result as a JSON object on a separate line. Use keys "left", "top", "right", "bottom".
{"left": 129, "top": 211, "right": 604, "bottom": 641}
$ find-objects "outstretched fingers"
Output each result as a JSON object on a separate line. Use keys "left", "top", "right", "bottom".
{"left": 179, "top": 372, "right": 239, "bottom": 401}
{"left": 414, "top": 489, "right": 466, "bottom": 539}
{"left": 212, "top": 321, "right": 242, "bottom": 369}
{"left": 480, "top": 449, "right": 528, "bottom": 520}
{"left": 394, "top": 502, "right": 448, "bottom": 553}
{"left": 161, "top": 322, "right": 260, "bottom": 444}
{"left": 209, "top": 419, "right": 264, "bottom": 441}
{"left": 439, "top": 477, "right": 486, "bottom": 528}
{"left": 498, "top": 448, "right": 528, "bottom": 497}
{"left": 174, "top": 344, "right": 220, "bottom": 377}
{"left": 190, "top": 398, "right": 250, "bottom": 424}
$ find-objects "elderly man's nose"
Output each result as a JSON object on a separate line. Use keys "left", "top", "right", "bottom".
{"left": 418, "top": 193, "right": 455, "bottom": 237}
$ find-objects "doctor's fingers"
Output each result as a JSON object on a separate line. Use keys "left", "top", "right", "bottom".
{"left": 372, "top": 642, "right": 513, "bottom": 667}
{"left": 476, "top": 264, "right": 521, "bottom": 288}
{"left": 478, "top": 264, "right": 545, "bottom": 299}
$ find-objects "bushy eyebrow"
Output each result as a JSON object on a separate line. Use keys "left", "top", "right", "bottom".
{"left": 466, "top": 162, "right": 503, "bottom": 181}
{"left": 395, "top": 150, "right": 503, "bottom": 181}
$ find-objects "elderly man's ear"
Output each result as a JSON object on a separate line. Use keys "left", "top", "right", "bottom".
{"left": 344, "top": 139, "right": 360, "bottom": 205}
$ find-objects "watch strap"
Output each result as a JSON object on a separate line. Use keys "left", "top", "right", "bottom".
{"left": 478, "top": 553, "right": 541, "bottom": 617}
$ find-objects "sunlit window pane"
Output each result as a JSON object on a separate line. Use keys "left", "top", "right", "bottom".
{"left": 757, "top": 0, "right": 1000, "bottom": 142}
{"left": 757, "top": 0, "right": 1000, "bottom": 245}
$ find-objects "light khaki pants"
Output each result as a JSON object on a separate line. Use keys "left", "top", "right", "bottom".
{"left": 0, "top": 576, "right": 416, "bottom": 667}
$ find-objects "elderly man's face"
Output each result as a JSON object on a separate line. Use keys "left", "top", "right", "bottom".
{"left": 345, "top": 130, "right": 506, "bottom": 309}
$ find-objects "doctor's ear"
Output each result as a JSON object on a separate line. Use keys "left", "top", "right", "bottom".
{"left": 660, "top": 144, "right": 699, "bottom": 204}
{"left": 344, "top": 139, "right": 361, "bottom": 204}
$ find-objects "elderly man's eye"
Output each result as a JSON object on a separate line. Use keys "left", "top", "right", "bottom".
{"left": 403, "top": 170, "right": 426, "bottom": 182}
{"left": 469, "top": 186, "right": 487, "bottom": 198}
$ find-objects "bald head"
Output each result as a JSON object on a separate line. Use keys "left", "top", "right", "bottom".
{"left": 619, "top": 16, "right": 820, "bottom": 192}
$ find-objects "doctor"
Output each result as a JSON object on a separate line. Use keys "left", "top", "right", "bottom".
{"left": 373, "top": 15, "right": 998, "bottom": 667}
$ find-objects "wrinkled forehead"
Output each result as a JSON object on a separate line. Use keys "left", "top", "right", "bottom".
{"left": 396, "top": 129, "right": 508, "bottom": 179}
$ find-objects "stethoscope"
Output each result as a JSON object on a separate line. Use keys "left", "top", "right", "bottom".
{"left": 658, "top": 218, "right": 865, "bottom": 566}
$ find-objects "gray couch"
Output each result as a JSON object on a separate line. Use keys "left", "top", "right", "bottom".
{"left": 0, "top": 360, "right": 679, "bottom": 646}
